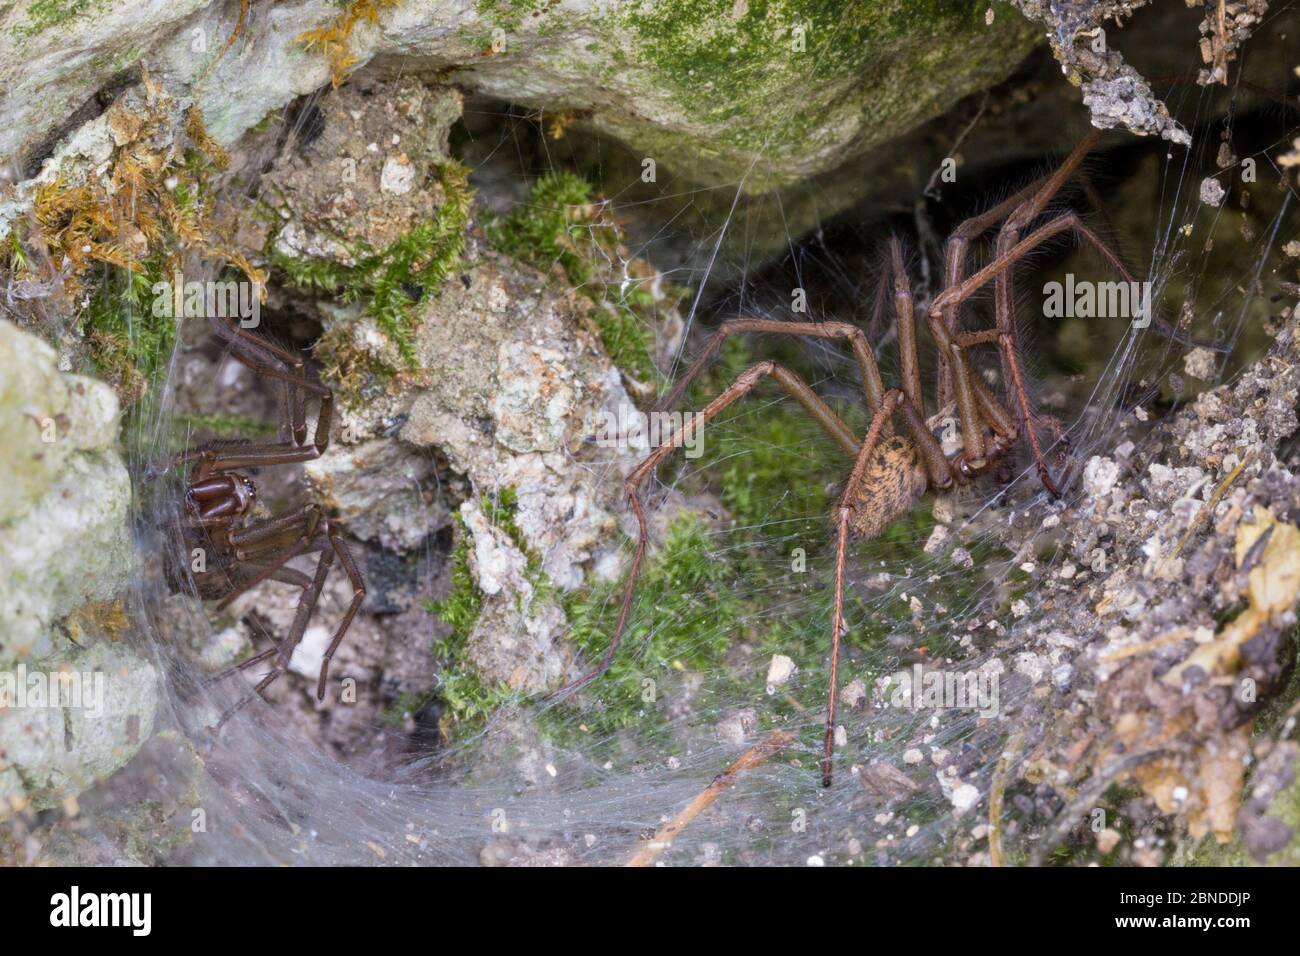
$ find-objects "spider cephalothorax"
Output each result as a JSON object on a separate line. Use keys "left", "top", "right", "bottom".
{"left": 546, "top": 130, "right": 1162, "bottom": 787}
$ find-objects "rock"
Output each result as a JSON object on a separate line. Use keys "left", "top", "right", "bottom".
{"left": 0, "top": 639, "right": 157, "bottom": 817}
{"left": 0, "top": 319, "right": 154, "bottom": 820}
{"left": 858, "top": 762, "right": 919, "bottom": 799}
{"left": 1183, "top": 346, "right": 1218, "bottom": 382}
{"left": 0, "top": 1, "right": 1038, "bottom": 193}
{"left": 840, "top": 678, "right": 867, "bottom": 710}
{"left": 459, "top": 498, "right": 572, "bottom": 694}
{"left": 923, "top": 524, "right": 949, "bottom": 555}
{"left": 1096, "top": 827, "right": 1121, "bottom": 854}
{"left": 1200, "top": 176, "right": 1226, "bottom": 207}
{"left": 0, "top": 321, "right": 134, "bottom": 662}
{"left": 304, "top": 437, "right": 449, "bottom": 552}
{"left": 1011, "top": 0, "right": 1191, "bottom": 145}
{"left": 950, "top": 782, "right": 980, "bottom": 814}
{"left": 261, "top": 78, "right": 464, "bottom": 266}
{"left": 1082, "top": 456, "right": 1121, "bottom": 500}
{"left": 765, "top": 654, "right": 796, "bottom": 690}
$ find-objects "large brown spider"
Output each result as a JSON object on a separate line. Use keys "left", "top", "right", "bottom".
{"left": 164, "top": 315, "right": 365, "bottom": 721}
{"left": 548, "top": 131, "right": 1166, "bottom": 786}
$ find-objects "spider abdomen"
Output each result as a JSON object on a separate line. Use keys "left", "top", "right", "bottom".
{"left": 846, "top": 434, "right": 929, "bottom": 540}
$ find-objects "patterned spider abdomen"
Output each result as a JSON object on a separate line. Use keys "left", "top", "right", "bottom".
{"left": 846, "top": 435, "right": 929, "bottom": 540}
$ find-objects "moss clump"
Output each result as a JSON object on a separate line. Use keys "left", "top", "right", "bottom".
{"left": 11, "top": 97, "right": 262, "bottom": 405}
{"left": 424, "top": 499, "right": 538, "bottom": 740}
{"left": 615, "top": 0, "right": 1029, "bottom": 173}
{"left": 555, "top": 511, "right": 743, "bottom": 737}
{"left": 427, "top": 512, "right": 484, "bottom": 649}
{"left": 488, "top": 171, "right": 675, "bottom": 387}
{"left": 276, "top": 161, "right": 472, "bottom": 386}
{"left": 77, "top": 259, "right": 176, "bottom": 405}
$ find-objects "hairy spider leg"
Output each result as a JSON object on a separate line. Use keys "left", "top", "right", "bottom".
{"left": 209, "top": 512, "right": 365, "bottom": 715}
{"left": 546, "top": 358, "right": 874, "bottom": 703}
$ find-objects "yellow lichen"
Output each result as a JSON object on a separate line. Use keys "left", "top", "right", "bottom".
{"left": 297, "top": 0, "right": 402, "bottom": 89}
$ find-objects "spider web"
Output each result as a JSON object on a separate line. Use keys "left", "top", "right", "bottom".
{"left": 59, "top": 2, "right": 1300, "bottom": 867}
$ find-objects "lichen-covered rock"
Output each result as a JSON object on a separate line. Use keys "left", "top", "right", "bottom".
{"left": 0, "top": 0, "right": 207, "bottom": 172}
{"left": 305, "top": 437, "right": 450, "bottom": 552}
{"left": 2, "top": 0, "right": 1039, "bottom": 198}
{"left": 0, "top": 638, "right": 157, "bottom": 818}
{"left": 262, "top": 79, "right": 464, "bottom": 267}
{"left": 397, "top": 252, "right": 639, "bottom": 590}
{"left": 458, "top": 499, "right": 572, "bottom": 693}
{"left": 0, "top": 320, "right": 134, "bottom": 661}
{"left": 0, "top": 319, "right": 155, "bottom": 820}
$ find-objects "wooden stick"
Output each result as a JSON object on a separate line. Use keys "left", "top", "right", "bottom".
{"left": 988, "top": 731, "right": 1024, "bottom": 867}
{"left": 626, "top": 730, "right": 794, "bottom": 867}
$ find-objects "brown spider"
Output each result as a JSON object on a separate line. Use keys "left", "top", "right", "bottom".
{"left": 164, "top": 315, "right": 365, "bottom": 722}
{"left": 547, "top": 131, "right": 1167, "bottom": 786}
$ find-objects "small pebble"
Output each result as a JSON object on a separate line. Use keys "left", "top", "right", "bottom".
{"left": 765, "top": 654, "right": 796, "bottom": 691}
{"left": 1199, "top": 176, "right": 1226, "bottom": 207}
{"left": 951, "top": 783, "right": 980, "bottom": 813}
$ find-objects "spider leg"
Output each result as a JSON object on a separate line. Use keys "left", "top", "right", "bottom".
{"left": 544, "top": 359, "right": 865, "bottom": 703}
{"left": 824, "top": 390, "right": 900, "bottom": 786}
{"left": 207, "top": 513, "right": 364, "bottom": 717}
{"left": 209, "top": 314, "right": 327, "bottom": 447}
{"left": 655, "top": 319, "right": 889, "bottom": 421}
{"left": 889, "top": 238, "right": 924, "bottom": 417}
{"left": 211, "top": 555, "right": 314, "bottom": 612}
{"left": 315, "top": 524, "right": 365, "bottom": 701}
{"left": 934, "top": 161, "right": 1072, "bottom": 408}
{"left": 177, "top": 387, "right": 333, "bottom": 477}
{"left": 932, "top": 208, "right": 1135, "bottom": 495}
{"left": 158, "top": 317, "right": 333, "bottom": 481}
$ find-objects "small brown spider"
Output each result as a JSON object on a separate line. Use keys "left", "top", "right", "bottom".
{"left": 163, "top": 315, "right": 365, "bottom": 723}
{"left": 547, "top": 130, "right": 1169, "bottom": 786}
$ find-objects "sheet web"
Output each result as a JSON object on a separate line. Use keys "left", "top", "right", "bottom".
{"left": 89, "top": 11, "right": 1300, "bottom": 867}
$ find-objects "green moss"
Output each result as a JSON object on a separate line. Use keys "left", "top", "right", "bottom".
{"left": 488, "top": 171, "right": 665, "bottom": 384}
{"left": 552, "top": 511, "right": 744, "bottom": 739}
{"left": 273, "top": 161, "right": 473, "bottom": 374}
{"left": 427, "top": 512, "right": 483, "bottom": 649}
{"left": 79, "top": 257, "right": 176, "bottom": 399}
{"left": 621, "top": 1, "right": 943, "bottom": 145}
{"left": 170, "top": 412, "right": 277, "bottom": 444}
{"left": 475, "top": 0, "right": 532, "bottom": 33}
{"left": 15, "top": 0, "right": 113, "bottom": 41}
{"left": 424, "top": 491, "right": 546, "bottom": 738}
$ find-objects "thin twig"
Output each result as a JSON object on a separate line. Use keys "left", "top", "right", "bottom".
{"left": 988, "top": 731, "right": 1024, "bottom": 867}
{"left": 1156, "top": 450, "right": 1252, "bottom": 577}
{"left": 626, "top": 730, "right": 794, "bottom": 867}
